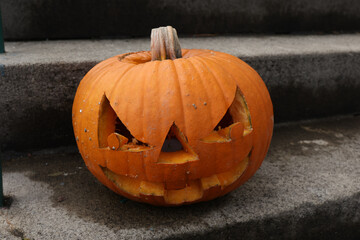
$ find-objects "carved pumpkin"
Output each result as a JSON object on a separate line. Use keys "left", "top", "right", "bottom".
{"left": 72, "top": 26, "right": 273, "bottom": 206}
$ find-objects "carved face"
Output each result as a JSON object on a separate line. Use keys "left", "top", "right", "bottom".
{"left": 72, "top": 49, "right": 273, "bottom": 206}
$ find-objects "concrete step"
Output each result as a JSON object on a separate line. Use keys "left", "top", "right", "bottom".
{"left": 0, "top": 115, "right": 359, "bottom": 239}
{"left": 2, "top": 0, "right": 360, "bottom": 40}
{"left": 1, "top": 34, "right": 360, "bottom": 151}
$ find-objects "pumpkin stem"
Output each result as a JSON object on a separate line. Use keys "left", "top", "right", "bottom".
{"left": 151, "top": 26, "right": 182, "bottom": 61}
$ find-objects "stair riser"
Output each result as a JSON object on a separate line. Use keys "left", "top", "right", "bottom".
{"left": 1, "top": 52, "right": 359, "bottom": 151}
{"left": 2, "top": 0, "right": 360, "bottom": 40}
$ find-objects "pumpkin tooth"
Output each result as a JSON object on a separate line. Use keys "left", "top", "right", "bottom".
{"left": 101, "top": 153, "right": 250, "bottom": 205}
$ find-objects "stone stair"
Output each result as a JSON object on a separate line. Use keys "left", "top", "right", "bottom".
{"left": 1, "top": 1, "right": 360, "bottom": 239}
{"left": 1, "top": 0, "right": 360, "bottom": 40}
{"left": 1, "top": 34, "right": 360, "bottom": 150}
{"left": 0, "top": 116, "right": 359, "bottom": 239}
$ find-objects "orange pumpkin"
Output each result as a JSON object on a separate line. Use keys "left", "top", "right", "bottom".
{"left": 72, "top": 26, "right": 273, "bottom": 206}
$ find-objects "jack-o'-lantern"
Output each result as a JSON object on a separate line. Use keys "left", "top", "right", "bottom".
{"left": 72, "top": 26, "right": 273, "bottom": 206}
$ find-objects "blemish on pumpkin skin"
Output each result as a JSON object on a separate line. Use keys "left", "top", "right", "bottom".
{"left": 192, "top": 104, "right": 197, "bottom": 109}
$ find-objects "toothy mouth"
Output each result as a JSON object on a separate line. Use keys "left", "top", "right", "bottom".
{"left": 101, "top": 153, "right": 250, "bottom": 205}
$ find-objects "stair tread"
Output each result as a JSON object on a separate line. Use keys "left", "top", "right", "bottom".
{"left": 3, "top": 34, "right": 360, "bottom": 66}
{"left": 1, "top": 116, "right": 359, "bottom": 239}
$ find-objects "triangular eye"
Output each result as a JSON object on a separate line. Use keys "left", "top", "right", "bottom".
{"left": 213, "top": 109, "right": 233, "bottom": 131}
{"left": 98, "top": 94, "right": 149, "bottom": 150}
{"left": 216, "top": 88, "right": 252, "bottom": 131}
{"left": 201, "top": 88, "right": 252, "bottom": 142}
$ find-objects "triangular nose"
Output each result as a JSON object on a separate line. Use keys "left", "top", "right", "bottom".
{"left": 158, "top": 123, "right": 199, "bottom": 164}
{"left": 162, "top": 138, "right": 183, "bottom": 152}
{"left": 161, "top": 124, "right": 185, "bottom": 152}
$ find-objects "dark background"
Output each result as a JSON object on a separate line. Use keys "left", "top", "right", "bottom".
{"left": 1, "top": 0, "right": 360, "bottom": 40}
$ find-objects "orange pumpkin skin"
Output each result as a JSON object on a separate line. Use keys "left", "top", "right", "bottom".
{"left": 72, "top": 49, "right": 273, "bottom": 206}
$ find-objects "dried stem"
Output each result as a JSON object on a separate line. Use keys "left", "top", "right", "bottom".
{"left": 151, "top": 26, "right": 182, "bottom": 61}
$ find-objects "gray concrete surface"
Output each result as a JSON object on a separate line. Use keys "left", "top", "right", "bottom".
{"left": 0, "top": 115, "right": 359, "bottom": 239}
{"left": 1, "top": 34, "right": 360, "bottom": 151}
{"left": 3, "top": 34, "right": 360, "bottom": 65}
{"left": 1, "top": 0, "right": 360, "bottom": 40}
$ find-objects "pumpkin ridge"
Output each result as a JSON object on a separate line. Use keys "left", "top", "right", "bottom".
{"left": 106, "top": 63, "right": 147, "bottom": 142}
{"left": 203, "top": 54, "right": 271, "bottom": 133}
{"left": 209, "top": 53, "right": 273, "bottom": 128}
{"left": 197, "top": 56, "right": 253, "bottom": 119}
{"left": 192, "top": 56, "right": 235, "bottom": 108}
{"left": 102, "top": 64, "right": 139, "bottom": 146}
{"left": 183, "top": 58, "right": 214, "bottom": 134}
{"left": 189, "top": 56, "right": 237, "bottom": 134}
{"left": 171, "top": 60, "right": 187, "bottom": 136}
{"left": 103, "top": 63, "right": 138, "bottom": 107}
{"left": 106, "top": 62, "right": 140, "bottom": 100}
{"left": 137, "top": 63, "right": 148, "bottom": 143}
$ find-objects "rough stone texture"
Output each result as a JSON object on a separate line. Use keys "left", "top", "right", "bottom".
{"left": 4, "top": 34, "right": 360, "bottom": 66}
{"left": 0, "top": 116, "right": 359, "bottom": 239}
{"left": 1, "top": 34, "right": 360, "bottom": 151}
{"left": 1, "top": 0, "right": 360, "bottom": 40}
